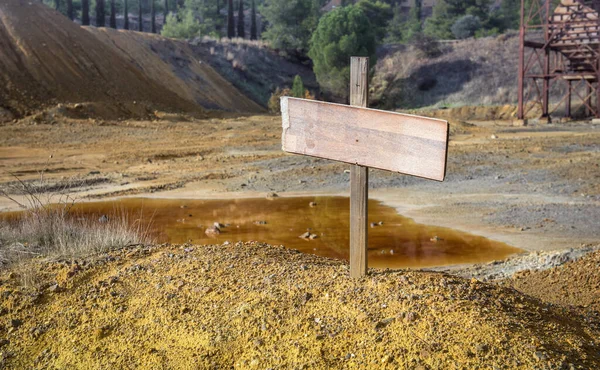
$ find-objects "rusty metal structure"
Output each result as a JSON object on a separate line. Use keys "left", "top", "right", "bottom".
{"left": 518, "top": 0, "right": 600, "bottom": 119}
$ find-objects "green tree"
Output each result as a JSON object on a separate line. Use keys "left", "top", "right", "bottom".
{"left": 96, "top": 0, "right": 105, "bottom": 26}
{"left": 451, "top": 14, "right": 481, "bottom": 39}
{"left": 403, "top": 0, "right": 422, "bottom": 41}
{"left": 151, "top": 0, "right": 156, "bottom": 33}
{"left": 161, "top": 9, "right": 202, "bottom": 38}
{"left": 124, "top": 0, "right": 130, "bottom": 29}
{"left": 308, "top": 5, "right": 376, "bottom": 100}
{"left": 356, "top": 0, "right": 392, "bottom": 42}
{"left": 227, "top": 0, "right": 235, "bottom": 38}
{"left": 82, "top": 0, "right": 90, "bottom": 24}
{"left": 164, "top": 0, "right": 169, "bottom": 22}
{"left": 237, "top": 0, "right": 245, "bottom": 38}
{"left": 138, "top": 0, "right": 143, "bottom": 31}
{"left": 110, "top": 0, "right": 117, "bottom": 28}
{"left": 261, "top": 0, "right": 322, "bottom": 51}
{"left": 292, "top": 75, "right": 305, "bottom": 98}
{"left": 66, "top": 0, "right": 73, "bottom": 19}
{"left": 424, "top": 0, "right": 492, "bottom": 39}
{"left": 250, "top": 0, "right": 257, "bottom": 40}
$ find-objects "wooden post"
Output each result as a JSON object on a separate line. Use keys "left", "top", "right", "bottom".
{"left": 349, "top": 57, "right": 369, "bottom": 278}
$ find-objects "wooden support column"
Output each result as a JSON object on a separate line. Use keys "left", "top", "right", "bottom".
{"left": 566, "top": 80, "right": 572, "bottom": 118}
{"left": 349, "top": 57, "right": 369, "bottom": 278}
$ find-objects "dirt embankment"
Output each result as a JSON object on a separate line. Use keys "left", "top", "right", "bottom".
{"left": 0, "top": 0, "right": 263, "bottom": 120}
{"left": 1, "top": 242, "right": 599, "bottom": 369}
{"left": 501, "top": 249, "right": 600, "bottom": 312}
{"left": 85, "top": 28, "right": 264, "bottom": 113}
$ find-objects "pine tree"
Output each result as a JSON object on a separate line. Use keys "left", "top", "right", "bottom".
{"left": 237, "top": 0, "right": 245, "bottom": 38}
{"left": 66, "top": 0, "right": 73, "bottom": 20}
{"left": 82, "top": 0, "right": 90, "bottom": 25}
{"left": 124, "top": 0, "right": 129, "bottom": 29}
{"left": 227, "top": 0, "right": 235, "bottom": 39}
{"left": 292, "top": 75, "right": 304, "bottom": 98}
{"left": 110, "top": 0, "right": 117, "bottom": 28}
{"left": 96, "top": 0, "right": 105, "bottom": 27}
{"left": 54, "top": 0, "right": 60, "bottom": 10}
{"left": 151, "top": 0, "right": 156, "bottom": 33}
{"left": 216, "top": 0, "right": 222, "bottom": 33}
{"left": 164, "top": 0, "right": 169, "bottom": 22}
{"left": 138, "top": 0, "right": 143, "bottom": 31}
{"left": 250, "top": 0, "right": 257, "bottom": 40}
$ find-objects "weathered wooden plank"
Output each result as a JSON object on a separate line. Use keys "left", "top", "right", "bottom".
{"left": 350, "top": 164, "right": 368, "bottom": 278}
{"left": 349, "top": 57, "right": 369, "bottom": 278}
{"left": 281, "top": 98, "right": 449, "bottom": 182}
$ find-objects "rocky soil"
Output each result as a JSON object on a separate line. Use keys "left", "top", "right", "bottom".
{"left": 0, "top": 242, "right": 599, "bottom": 369}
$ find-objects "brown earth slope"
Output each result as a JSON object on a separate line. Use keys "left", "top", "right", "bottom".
{"left": 1, "top": 242, "right": 599, "bottom": 369}
{"left": 0, "top": 0, "right": 261, "bottom": 119}
{"left": 502, "top": 250, "right": 600, "bottom": 312}
{"left": 85, "top": 28, "right": 264, "bottom": 113}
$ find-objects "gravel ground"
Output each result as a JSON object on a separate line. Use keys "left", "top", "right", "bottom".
{"left": 1, "top": 242, "right": 599, "bottom": 369}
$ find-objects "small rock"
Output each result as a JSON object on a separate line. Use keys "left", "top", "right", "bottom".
{"left": 205, "top": 226, "right": 221, "bottom": 236}
{"left": 266, "top": 192, "right": 279, "bottom": 199}
{"left": 344, "top": 169, "right": 351, "bottom": 174}
{"left": 316, "top": 334, "right": 325, "bottom": 340}
{"left": 476, "top": 343, "right": 489, "bottom": 355}
{"left": 375, "top": 317, "right": 395, "bottom": 329}
{"left": 534, "top": 351, "right": 547, "bottom": 362}
{"left": 299, "top": 232, "right": 311, "bottom": 239}
{"left": 430, "top": 236, "right": 443, "bottom": 242}
{"left": 95, "top": 326, "right": 110, "bottom": 340}
{"left": 405, "top": 312, "right": 418, "bottom": 323}
{"left": 381, "top": 355, "right": 392, "bottom": 363}
{"left": 98, "top": 215, "right": 109, "bottom": 223}
{"left": 300, "top": 264, "right": 309, "bottom": 271}
{"left": 0, "top": 339, "right": 9, "bottom": 347}
{"left": 214, "top": 222, "right": 224, "bottom": 228}
{"left": 491, "top": 134, "right": 498, "bottom": 139}
{"left": 10, "top": 319, "right": 22, "bottom": 328}
{"left": 47, "top": 284, "right": 61, "bottom": 293}
{"left": 254, "top": 220, "right": 267, "bottom": 225}
{"left": 309, "top": 233, "right": 318, "bottom": 240}
{"left": 309, "top": 202, "right": 317, "bottom": 207}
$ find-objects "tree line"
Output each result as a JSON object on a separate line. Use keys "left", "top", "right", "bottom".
{"left": 45, "top": 0, "right": 535, "bottom": 101}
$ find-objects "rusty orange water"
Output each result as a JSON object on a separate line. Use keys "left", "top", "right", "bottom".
{"left": 45, "top": 196, "right": 522, "bottom": 269}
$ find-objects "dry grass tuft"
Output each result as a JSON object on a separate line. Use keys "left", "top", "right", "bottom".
{"left": 0, "top": 173, "right": 154, "bottom": 270}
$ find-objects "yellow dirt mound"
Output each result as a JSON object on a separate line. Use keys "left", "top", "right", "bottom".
{"left": 1, "top": 243, "right": 598, "bottom": 369}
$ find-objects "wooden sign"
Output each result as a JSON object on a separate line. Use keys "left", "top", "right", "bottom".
{"left": 281, "top": 57, "right": 449, "bottom": 277}
{"left": 281, "top": 98, "right": 449, "bottom": 181}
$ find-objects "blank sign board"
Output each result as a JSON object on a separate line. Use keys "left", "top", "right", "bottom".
{"left": 281, "top": 97, "right": 449, "bottom": 181}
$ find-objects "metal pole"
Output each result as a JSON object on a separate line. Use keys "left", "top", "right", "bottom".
{"left": 518, "top": 0, "right": 526, "bottom": 119}
{"left": 542, "top": 0, "right": 551, "bottom": 119}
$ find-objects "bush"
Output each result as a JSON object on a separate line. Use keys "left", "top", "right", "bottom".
{"left": 412, "top": 33, "right": 443, "bottom": 58}
{"left": 268, "top": 86, "right": 315, "bottom": 113}
{"left": 308, "top": 5, "right": 377, "bottom": 100}
{"left": 161, "top": 10, "right": 202, "bottom": 39}
{"left": 268, "top": 87, "right": 291, "bottom": 113}
{"left": 451, "top": 15, "right": 482, "bottom": 40}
